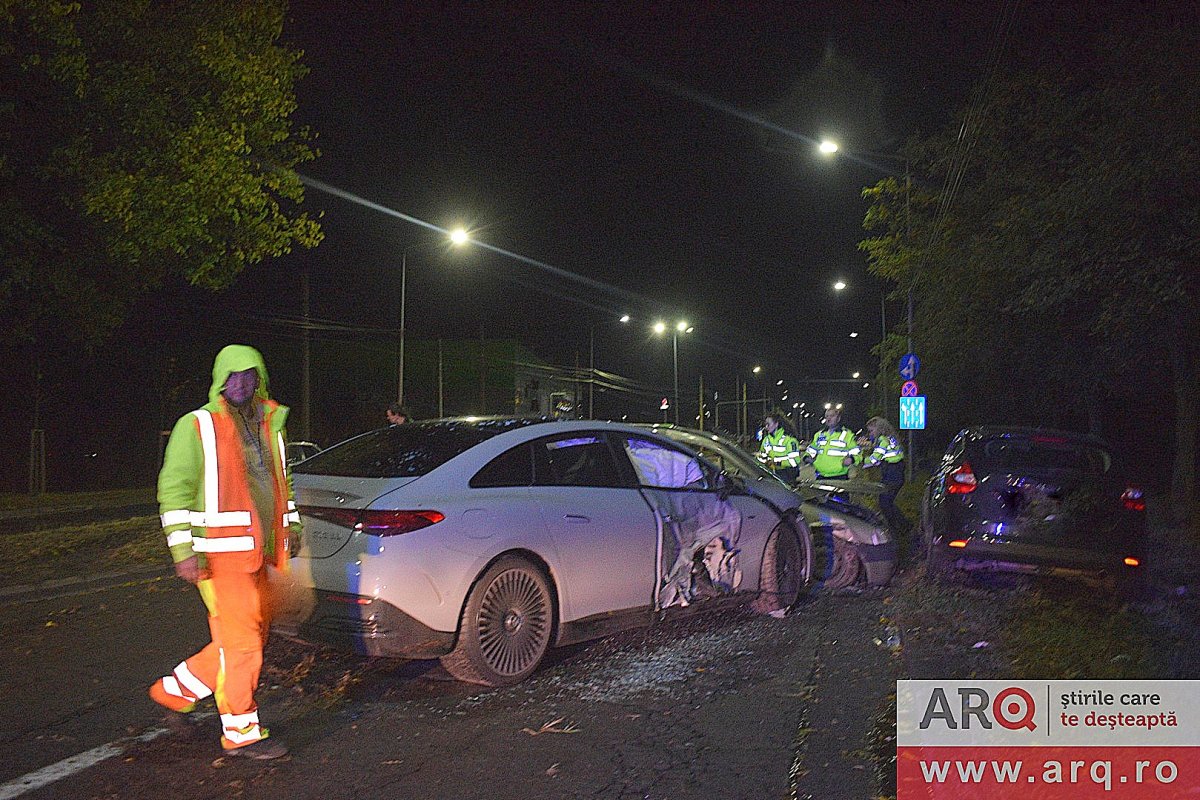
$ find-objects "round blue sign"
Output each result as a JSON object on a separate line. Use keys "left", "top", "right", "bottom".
{"left": 898, "top": 353, "right": 921, "bottom": 381}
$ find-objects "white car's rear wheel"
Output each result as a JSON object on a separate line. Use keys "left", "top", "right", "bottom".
{"left": 441, "top": 556, "right": 553, "bottom": 686}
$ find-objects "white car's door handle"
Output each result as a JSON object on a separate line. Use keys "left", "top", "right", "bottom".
{"left": 564, "top": 514, "right": 591, "bottom": 524}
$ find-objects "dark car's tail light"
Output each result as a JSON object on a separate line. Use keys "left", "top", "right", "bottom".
{"left": 1120, "top": 486, "right": 1146, "bottom": 511}
{"left": 298, "top": 507, "right": 445, "bottom": 536}
{"left": 1123, "top": 557, "right": 1141, "bottom": 567}
{"left": 358, "top": 509, "right": 445, "bottom": 537}
{"left": 949, "top": 539, "right": 969, "bottom": 548}
{"left": 947, "top": 462, "right": 978, "bottom": 494}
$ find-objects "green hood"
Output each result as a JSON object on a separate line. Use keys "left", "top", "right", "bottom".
{"left": 209, "top": 344, "right": 271, "bottom": 405}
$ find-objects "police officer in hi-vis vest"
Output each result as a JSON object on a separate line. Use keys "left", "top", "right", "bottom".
{"left": 802, "top": 406, "right": 861, "bottom": 479}
{"left": 756, "top": 412, "right": 802, "bottom": 484}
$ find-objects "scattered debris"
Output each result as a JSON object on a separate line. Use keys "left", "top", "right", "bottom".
{"left": 521, "top": 717, "right": 579, "bottom": 736}
{"left": 972, "top": 641, "right": 990, "bottom": 649}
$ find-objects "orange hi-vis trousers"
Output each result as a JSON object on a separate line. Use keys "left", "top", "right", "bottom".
{"left": 149, "top": 568, "right": 273, "bottom": 749}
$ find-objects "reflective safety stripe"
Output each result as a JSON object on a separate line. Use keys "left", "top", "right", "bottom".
{"left": 166, "top": 530, "right": 194, "bottom": 548}
{"left": 190, "top": 510, "right": 252, "bottom": 528}
{"left": 276, "top": 432, "right": 287, "bottom": 478}
{"left": 221, "top": 710, "right": 260, "bottom": 729}
{"left": 161, "top": 509, "right": 192, "bottom": 528}
{"left": 192, "top": 410, "right": 253, "bottom": 530}
{"left": 174, "top": 661, "right": 212, "bottom": 699}
{"left": 192, "top": 536, "right": 255, "bottom": 553}
{"left": 161, "top": 676, "right": 192, "bottom": 702}
{"left": 194, "top": 410, "right": 220, "bottom": 522}
{"left": 283, "top": 511, "right": 301, "bottom": 526}
{"left": 223, "top": 723, "right": 264, "bottom": 745}
{"left": 287, "top": 500, "right": 297, "bottom": 512}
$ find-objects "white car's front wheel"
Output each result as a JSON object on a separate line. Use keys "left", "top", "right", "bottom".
{"left": 753, "top": 521, "right": 812, "bottom": 614}
{"left": 441, "top": 556, "right": 554, "bottom": 686}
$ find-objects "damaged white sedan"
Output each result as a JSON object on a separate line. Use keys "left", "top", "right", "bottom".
{"left": 270, "top": 418, "right": 813, "bottom": 686}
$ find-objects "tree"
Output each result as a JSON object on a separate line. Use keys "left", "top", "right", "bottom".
{"left": 0, "top": 0, "right": 322, "bottom": 349}
{"left": 860, "top": 11, "right": 1199, "bottom": 512}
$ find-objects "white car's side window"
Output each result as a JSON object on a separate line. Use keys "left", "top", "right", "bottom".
{"left": 623, "top": 438, "right": 710, "bottom": 490}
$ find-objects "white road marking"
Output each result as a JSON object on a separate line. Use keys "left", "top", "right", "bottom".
{"left": 0, "top": 713, "right": 213, "bottom": 800}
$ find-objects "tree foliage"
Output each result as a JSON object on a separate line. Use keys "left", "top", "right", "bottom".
{"left": 860, "top": 11, "right": 1199, "bottom": 504}
{"left": 0, "top": 0, "right": 322, "bottom": 346}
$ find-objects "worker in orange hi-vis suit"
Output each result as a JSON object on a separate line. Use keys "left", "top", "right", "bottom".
{"left": 149, "top": 344, "right": 301, "bottom": 760}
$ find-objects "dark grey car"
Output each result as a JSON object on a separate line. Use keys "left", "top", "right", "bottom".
{"left": 921, "top": 426, "right": 1147, "bottom": 590}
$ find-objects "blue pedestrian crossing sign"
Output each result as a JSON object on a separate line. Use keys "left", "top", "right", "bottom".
{"left": 898, "top": 353, "right": 921, "bottom": 381}
{"left": 899, "top": 396, "right": 926, "bottom": 430}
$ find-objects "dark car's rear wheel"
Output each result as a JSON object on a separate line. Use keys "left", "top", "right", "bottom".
{"left": 441, "top": 556, "right": 553, "bottom": 686}
{"left": 924, "top": 526, "right": 951, "bottom": 581}
{"left": 753, "top": 520, "right": 812, "bottom": 614}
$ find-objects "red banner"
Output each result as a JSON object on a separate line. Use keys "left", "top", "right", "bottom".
{"left": 898, "top": 746, "right": 1200, "bottom": 799}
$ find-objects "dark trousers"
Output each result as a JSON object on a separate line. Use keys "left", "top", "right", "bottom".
{"left": 773, "top": 466, "right": 799, "bottom": 484}
{"left": 878, "top": 461, "right": 911, "bottom": 533}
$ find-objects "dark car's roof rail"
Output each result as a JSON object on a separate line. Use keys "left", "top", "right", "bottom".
{"left": 961, "top": 425, "right": 1111, "bottom": 447}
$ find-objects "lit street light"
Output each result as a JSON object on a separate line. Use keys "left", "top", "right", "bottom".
{"left": 819, "top": 139, "right": 839, "bottom": 154}
{"left": 849, "top": 331, "right": 859, "bottom": 338}
{"left": 833, "top": 280, "right": 846, "bottom": 292}
{"left": 399, "top": 226, "right": 470, "bottom": 406}
{"left": 653, "top": 319, "right": 692, "bottom": 425}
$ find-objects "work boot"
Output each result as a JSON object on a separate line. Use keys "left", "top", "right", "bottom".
{"left": 224, "top": 737, "right": 289, "bottom": 760}
{"left": 148, "top": 680, "right": 196, "bottom": 714}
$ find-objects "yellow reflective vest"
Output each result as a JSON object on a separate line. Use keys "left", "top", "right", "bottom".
{"left": 804, "top": 427, "right": 861, "bottom": 477}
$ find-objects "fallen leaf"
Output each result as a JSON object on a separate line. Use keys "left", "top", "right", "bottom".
{"left": 521, "top": 718, "right": 580, "bottom": 736}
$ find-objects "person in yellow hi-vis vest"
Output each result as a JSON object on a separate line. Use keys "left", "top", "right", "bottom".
{"left": 802, "top": 406, "right": 861, "bottom": 479}
{"left": 148, "top": 345, "right": 301, "bottom": 760}
{"left": 756, "top": 412, "right": 802, "bottom": 484}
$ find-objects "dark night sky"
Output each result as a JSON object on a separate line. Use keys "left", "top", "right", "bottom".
{"left": 258, "top": 1, "right": 1002, "bottom": 420}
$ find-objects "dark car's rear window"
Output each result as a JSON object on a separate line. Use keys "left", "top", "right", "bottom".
{"left": 974, "top": 437, "right": 1111, "bottom": 474}
{"left": 295, "top": 419, "right": 538, "bottom": 478}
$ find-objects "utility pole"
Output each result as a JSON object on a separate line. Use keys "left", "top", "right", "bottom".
{"left": 437, "top": 338, "right": 444, "bottom": 418}
{"left": 302, "top": 266, "right": 312, "bottom": 440}
{"left": 588, "top": 326, "right": 594, "bottom": 419}
{"left": 398, "top": 250, "right": 407, "bottom": 405}
{"left": 734, "top": 381, "right": 744, "bottom": 443}
{"left": 905, "top": 165, "right": 915, "bottom": 483}
{"left": 697, "top": 375, "right": 704, "bottom": 431}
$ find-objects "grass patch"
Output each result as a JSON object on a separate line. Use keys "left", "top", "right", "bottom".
{"left": 1004, "top": 588, "right": 1166, "bottom": 679}
{"left": 0, "top": 488, "right": 155, "bottom": 512}
{"left": 0, "top": 516, "right": 168, "bottom": 587}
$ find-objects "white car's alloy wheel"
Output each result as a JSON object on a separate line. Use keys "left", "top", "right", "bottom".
{"left": 442, "top": 556, "right": 553, "bottom": 686}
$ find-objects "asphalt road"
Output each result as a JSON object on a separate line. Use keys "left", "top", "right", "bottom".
{"left": 0, "top": 574, "right": 909, "bottom": 800}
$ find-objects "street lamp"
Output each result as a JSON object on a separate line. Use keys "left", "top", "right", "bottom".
{"left": 587, "top": 312, "right": 631, "bottom": 419}
{"left": 818, "top": 138, "right": 918, "bottom": 479}
{"left": 399, "top": 226, "right": 470, "bottom": 406}
{"left": 653, "top": 319, "right": 692, "bottom": 425}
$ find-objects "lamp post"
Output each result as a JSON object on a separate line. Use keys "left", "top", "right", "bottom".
{"left": 821, "top": 139, "right": 916, "bottom": 477}
{"left": 588, "top": 313, "right": 631, "bottom": 419}
{"left": 653, "top": 320, "right": 692, "bottom": 425}
{"left": 398, "top": 227, "right": 470, "bottom": 406}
